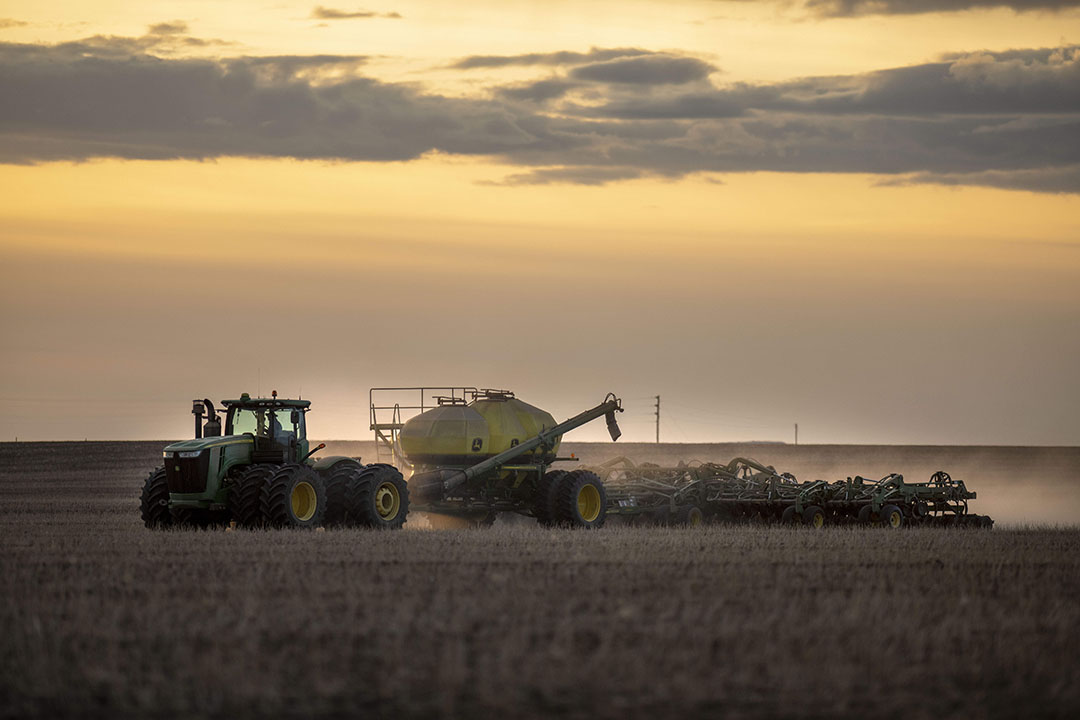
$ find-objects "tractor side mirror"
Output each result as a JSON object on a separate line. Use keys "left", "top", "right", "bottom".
{"left": 290, "top": 410, "right": 300, "bottom": 425}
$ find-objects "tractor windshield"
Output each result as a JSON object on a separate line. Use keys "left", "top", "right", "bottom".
{"left": 229, "top": 407, "right": 304, "bottom": 444}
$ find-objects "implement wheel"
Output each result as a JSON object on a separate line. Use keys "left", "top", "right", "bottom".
{"left": 802, "top": 505, "right": 826, "bottom": 528}
{"left": 534, "top": 470, "right": 567, "bottom": 527}
{"left": 321, "top": 459, "right": 363, "bottom": 527}
{"left": 781, "top": 505, "right": 799, "bottom": 525}
{"left": 140, "top": 467, "right": 172, "bottom": 529}
{"left": 555, "top": 470, "right": 607, "bottom": 529}
{"left": 260, "top": 464, "right": 326, "bottom": 529}
{"left": 857, "top": 505, "right": 875, "bottom": 525}
{"left": 346, "top": 464, "right": 409, "bottom": 530}
{"left": 880, "top": 504, "right": 904, "bottom": 529}
{"left": 229, "top": 464, "right": 276, "bottom": 528}
{"left": 677, "top": 504, "right": 705, "bottom": 527}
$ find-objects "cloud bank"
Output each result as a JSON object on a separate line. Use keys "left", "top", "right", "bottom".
{"left": 1, "top": 34, "right": 1077, "bottom": 192}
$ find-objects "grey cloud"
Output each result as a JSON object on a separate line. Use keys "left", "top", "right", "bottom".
{"left": 570, "top": 55, "right": 715, "bottom": 85}
{"left": 0, "top": 18, "right": 29, "bottom": 29}
{"left": 148, "top": 21, "right": 189, "bottom": 35}
{"left": 804, "top": 0, "right": 1080, "bottom": 15}
{"left": 489, "top": 166, "right": 645, "bottom": 186}
{"left": 497, "top": 79, "right": 579, "bottom": 103}
{"left": 1, "top": 37, "right": 1078, "bottom": 193}
{"left": 878, "top": 165, "right": 1080, "bottom": 192}
{"left": 451, "top": 47, "right": 652, "bottom": 70}
{"left": 311, "top": 6, "right": 402, "bottom": 20}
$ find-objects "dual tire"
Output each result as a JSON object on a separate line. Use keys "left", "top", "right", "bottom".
{"left": 534, "top": 469, "right": 607, "bottom": 529}
{"left": 227, "top": 461, "right": 409, "bottom": 529}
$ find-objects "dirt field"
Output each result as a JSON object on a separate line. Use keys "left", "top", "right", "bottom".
{"left": 2, "top": 441, "right": 1079, "bottom": 719}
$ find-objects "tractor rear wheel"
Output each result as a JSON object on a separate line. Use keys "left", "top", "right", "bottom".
{"left": 534, "top": 470, "right": 567, "bottom": 527}
{"left": 140, "top": 467, "right": 172, "bottom": 529}
{"left": 802, "top": 505, "right": 826, "bottom": 528}
{"left": 260, "top": 464, "right": 327, "bottom": 529}
{"left": 229, "top": 465, "right": 276, "bottom": 528}
{"left": 321, "top": 459, "right": 363, "bottom": 527}
{"left": 554, "top": 470, "right": 607, "bottom": 529}
{"left": 346, "top": 464, "right": 409, "bottom": 529}
{"left": 880, "top": 504, "right": 904, "bottom": 529}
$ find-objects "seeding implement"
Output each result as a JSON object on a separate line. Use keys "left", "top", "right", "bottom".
{"left": 371, "top": 387, "right": 623, "bottom": 528}
{"left": 594, "top": 457, "right": 993, "bottom": 528}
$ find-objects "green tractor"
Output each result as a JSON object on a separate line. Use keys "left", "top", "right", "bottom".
{"left": 140, "top": 393, "right": 409, "bottom": 530}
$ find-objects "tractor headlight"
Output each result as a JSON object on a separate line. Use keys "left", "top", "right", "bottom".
{"left": 178, "top": 451, "right": 202, "bottom": 458}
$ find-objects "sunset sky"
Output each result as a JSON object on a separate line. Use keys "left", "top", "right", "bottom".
{"left": 1, "top": 1, "right": 1078, "bottom": 444}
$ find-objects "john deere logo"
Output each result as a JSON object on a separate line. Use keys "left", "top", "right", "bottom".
{"left": 471, "top": 438, "right": 483, "bottom": 452}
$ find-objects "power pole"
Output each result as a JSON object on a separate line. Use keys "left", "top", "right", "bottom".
{"left": 795, "top": 423, "right": 799, "bottom": 446}
{"left": 655, "top": 395, "right": 661, "bottom": 443}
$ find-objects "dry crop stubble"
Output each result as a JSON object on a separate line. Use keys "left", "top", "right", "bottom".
{"left": 2, "top": 442, "right": 1079, "bottom": 718}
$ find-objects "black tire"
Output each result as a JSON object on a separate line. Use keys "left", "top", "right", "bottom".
{"left": 781, "top": 505, "right": 800, "bottom": 525}
{"left": 171, "top": 508, "right": 211, "bottom": 529}
{"left": 857, "top": 504, "right": 875, "bottom": 524}
{"left": 260, "top": 464, "right": 327, "bottom": 529}
{"left": 880, "top": 504, "right": 904, "bottom": 529}
{"left": 320, "top": 459, "right": 363, "bottom": 527}
{"left": 347, "top": 464, "right": 409, "bottom": 529}
{"left": 554, "top": 470, "right": 606, "bottom": 529}
{"left": 140, "top": 467, "right": 172, "bottom": 529}
{"left": 534, "top": 470, "right": 567, "bottom": 527}
{"left": 229, "top": 464, "right": 277, "bottom": 528}
{"left": 802, "top": 505, "right": 826, "bottom": 528}
{"left": 677, "top": 504, "right": 704, "bottom": 527}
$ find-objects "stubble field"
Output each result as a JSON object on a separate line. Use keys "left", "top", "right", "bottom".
{"left": 2, "top": 441, "right": 1079, "bottom": 719}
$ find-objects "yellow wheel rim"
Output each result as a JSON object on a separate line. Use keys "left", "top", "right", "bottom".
{"left": 689, "top": 508, "right": 703, "bottom": 526}
{"left": 290, "top": 481, "right": 317, "bottom": 522}
{"left": 888, "top": 510, "right": 902, "bottom": 528}
{"left": 376, "top": 481, "right": 401, "bottom": 520}
{"left": 577, "top": 483, "right": 602, "bottom": 523}
{"left": 811, "top": 512, "right": 824, "bottom": 528}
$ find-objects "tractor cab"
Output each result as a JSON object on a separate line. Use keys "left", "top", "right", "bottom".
{"left": 222, "top": 392, "right": 310, "bottom": 464}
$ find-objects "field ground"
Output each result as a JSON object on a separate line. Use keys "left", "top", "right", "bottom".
{"left": 2, "top": 442, "right": 1079, "bottom": 718}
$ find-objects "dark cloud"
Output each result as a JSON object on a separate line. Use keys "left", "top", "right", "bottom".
{"left": 311, "top": 6, "right": 402, "bottom": 20}
{"left": 877, "top": 165, "right": 1080, "bottom": 192}
{"left": 0, "top": 18, "right": 28, "bottom": 29}
{"left": 804, "top": 0, "right": 1080, "bottom": 16}
{"left": 497, "top": 79, "right": 579, "bottom": 103}
{"left": 1, "top": 36, "right": 1078, "bottom": 193}
{"left": 451, "top": 47, "right": 652, "bottom": 70}
{"left": 570, "top": 55, "right": 715, "bottom": 85}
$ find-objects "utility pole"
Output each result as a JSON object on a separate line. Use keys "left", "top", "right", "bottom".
{"left": 655, "top": 395, "right": 661, "bottom": 443}
{"left": 795, "top": 423, "right": 799, "bottom": 446}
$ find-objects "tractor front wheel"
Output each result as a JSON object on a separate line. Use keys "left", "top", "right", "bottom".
{"left": 140, "top": 467, "right": 172, "bottom": 529}
{"left": 554, "top": 470, "right": 607, "bottom": 529}
{"left": 346, "top": 464, "right": 409, "bottom": 529}
{"left": 260, "top": 464, "right": 327, "bottom": 529}
{"left": 230, "top": 465, "right": 277, "bottom": 528}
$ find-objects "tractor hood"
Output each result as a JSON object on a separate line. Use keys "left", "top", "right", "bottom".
{"left": 163, "top": 436, "right": 252, "bottom": 454}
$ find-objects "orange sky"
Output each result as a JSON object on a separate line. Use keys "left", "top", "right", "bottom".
{"left": 1, "top": 1, "right": 1078, "bottom": 443}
